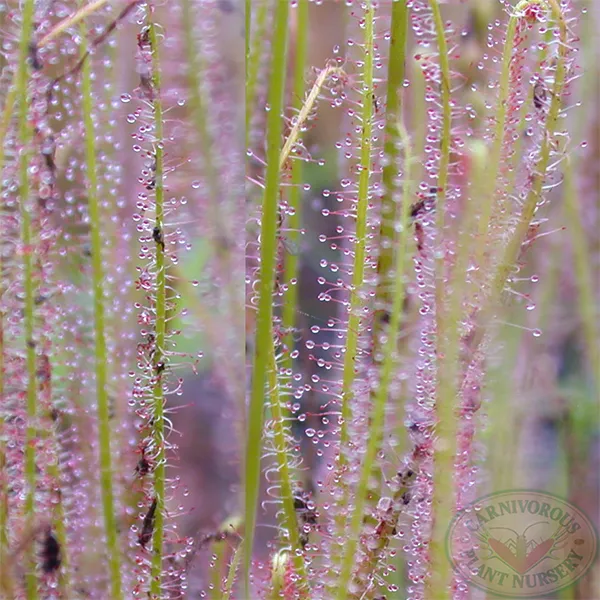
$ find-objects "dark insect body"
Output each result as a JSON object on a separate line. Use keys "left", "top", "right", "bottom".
{"left": 41, "top": 529, "right": 61, "bottom": 574}
{"left": 533, "top": 80, "right": 547, "bottom": 110}
{"left": 135, "top": 455, "right": 151, "bottom": 477}
{"left": 152, "top": 226, "right": 165, "bottom": 250}
{"left": 138, "top": 498, "right": 158, "bottom": 548}
{"left": 372, "top": 93, "right": 379, "bottom": 114}
{"left": 410, "top": 186, "right": 440, "bottom": 219}
{"left": 28, "top": 42, "right": 42, "bottom": 70}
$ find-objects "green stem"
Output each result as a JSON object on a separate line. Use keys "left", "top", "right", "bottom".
{"left": 427, "top": 0, "right": 451, "bottom": 214}
{"left": 489, "top": 0, "right": 568, "bottom": 300}
{"left": 0, "top": 82, "right": 17, "bottom": 176}
{"left": 210, "top": 539, "right": 228, "bottom": 597}
{"left": 245, "top": 0, "right": 270, "bottom": 151}
{"left": 0, "top": 96, "right": 9, "bottom": 592}
{"left": 281, "top": 0, "right": 308, "bottom": 373}
{"left": 410, "top": 52, "right": 426, "bottom": 191}
{"left": 147, "top": 17, "right": 167, "bottom": 597}
{"left": 280, "top": 65, "right": 343, "bottom": 173}
{"left": 339, "top": 0, "right": 374, "bottom": 456}
{"left": 244, "top": 0, "right": 289, "bottom": 593}
{"left": 46, "top": 459, "right": 71, "bottom": 596}
{"left": 80, "top": 14, "right": 123, "bottom": 600}
{"left": 267, "top": 349, "right": 307, "bottom": 591}
{"left": 0, "top": 318, "right": 8, "bottom": 598}
{"left": 426, "top": 4, "right": 457, "bottom": 598}
{"left": 428, "top": 0, "right": 453, "bottom": 429}
{"left": 210, "top": 516, "right": 242, "bottom": 600}
{"left": 223, "top": 540, "right": 242, "bottom": 600}
{"left": 329, "top": 5, "right": 375, "bottom": 591}
{"left": 426, "top": 147, "right": 482, "bottom": 599}
{"left": 374, "top": 0, "right": 408, "bottom": 345}
{"left": 336, "top": 7, "right": 409, "bottom": 596}
{"left": 482, "top": 0, "right": 558, "bottom": 249}
{"left": 474, "top": 19, "right": 546, "bottom": 291}
{"left": 336, "top": 121, "right": 413, "bottom": 600}
{"left": 245, "top": 0, "right": 250, "bottom": 69}
{"left": 461, "top": 0, "right": 569, "bottom": 382}
{"left": 15, "top": 0, "right": 37, "bottom": 597}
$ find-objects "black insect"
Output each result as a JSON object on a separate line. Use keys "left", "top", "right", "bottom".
{"left": 41, "top": 528, "right": 61, "bottom": 574}
{"left": 378, "top": 310, "right": 391, "bottom": 325}
{"left": 533, "top": 79, "right": 547, "bottom": 111}
{"left": 152, "top": 226, "right": 165, "bottom": 250}
{"left": 34, "top": 293, "right": 49, "bottom": 306}
{"left": 28, "top": 42, "right": 42, "bottom": 70}
{"left": 42, "top": 136, "right": 56, "bottom": 174}
{"left": 372, "top": 93, "right": 380, "bottom": 114}
{"left": 410, "top": 199, "right": 426, "bottom": 219}
{"left": 138, "top": 497, "right": 158, "bottom": 548}
{"left": 397, "top": 468, "right": 416, "bottom": 505}
{"left": 410, "top": 186, "right": 439, "bottom": 219}
{"left": 294, "top": 494, "right": 317, "bottom": 527}
{"left": 135, "top": 448, "right": 151, "bottom": 477}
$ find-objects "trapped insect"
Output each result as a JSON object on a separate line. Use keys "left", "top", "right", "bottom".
{"left": 533, "top": 79, "right": 547, "bottom": 110}
{"left": 28, "top": 41, "right": 42, "bottom": 70}
{"left": 40, "top": 528, "right": 61, "bottom": 574}
{"left": 372, "top": 92, "right": 380, "bottom": 114}
{"left": 135, "top": 445, "right": 152, "bottom": 477}
{"left": 138, "top": 497, "right": 158, "bottom": 548}
{"left": 153, "top": 225, "right": 165, "bottom": 250}
{"left": 410, "top": 186, "right": 440, "bottom": 219}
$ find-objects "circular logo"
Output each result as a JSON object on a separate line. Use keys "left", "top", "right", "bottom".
{"left": 446, "top": 490, "right": 597, "bottom": 597}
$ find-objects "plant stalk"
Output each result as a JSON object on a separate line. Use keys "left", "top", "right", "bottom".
{"left": 244, "top": 0, "right": 289, "bottom": 593}
{"left": 80, "top": 13, "right": 123, "bottom": 599}
{"left": 146, "top": 16, "right": 167, "bottom": 596}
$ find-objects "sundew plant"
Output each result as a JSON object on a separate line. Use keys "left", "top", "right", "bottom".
{"left": 0, "top": 0, "right": 597, "bottom": 599}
